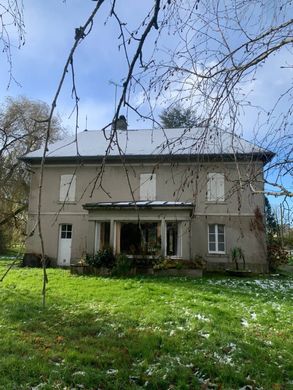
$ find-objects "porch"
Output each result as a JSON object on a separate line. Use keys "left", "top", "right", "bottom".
{"left": 83, "top": 201, "right": 193, "bottom": 260}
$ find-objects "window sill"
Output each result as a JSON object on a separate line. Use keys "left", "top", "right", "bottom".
{"left": 207, "top": 252, "right": 227, "bottom": 256}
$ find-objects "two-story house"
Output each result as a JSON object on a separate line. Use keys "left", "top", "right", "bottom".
{"left": 21, "top": 126, "right": 274, "bottom": 272}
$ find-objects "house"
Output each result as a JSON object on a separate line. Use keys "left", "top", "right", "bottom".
{"left": 21, "top": 126, "right": 274, "bottom": 272}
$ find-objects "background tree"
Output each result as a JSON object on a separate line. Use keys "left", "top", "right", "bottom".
{"left": 265, "top": 197, "right": 289, "bottom": 270}
{"left": 159, "top": 105, "right": 198, "bottom": 128}
{"left": 265, "top": 197, "right": 279, "bottom": 240}
{"left": 0, "top": 96, "right": 64, "bottom": 252}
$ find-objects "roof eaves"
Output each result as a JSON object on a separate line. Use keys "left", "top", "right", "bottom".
{"left": 19, "top": 151, "right": 274, "bottom": 165}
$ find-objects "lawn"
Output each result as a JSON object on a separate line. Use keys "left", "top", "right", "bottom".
{"left": 0, "top": 259, "right": 292, "bottom": 390}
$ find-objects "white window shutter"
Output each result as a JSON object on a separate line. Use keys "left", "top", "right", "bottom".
{"left": 140, "top": 173, "right": 156, "bottom": 200}
{"left": 207, "top": 173, "right": 217, "bottom": 201}
{"left": 216, "top": 173, "right": 225, "bottom": 201}
{"left": 207, "top": 173, "right": 224, "bottom": 201}
{"left": 60, "top": 175, "right": 76, "bottom": 202}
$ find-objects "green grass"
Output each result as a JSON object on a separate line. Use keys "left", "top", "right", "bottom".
{"left": 0, "top": 259, "right": 292, "bottom": 389}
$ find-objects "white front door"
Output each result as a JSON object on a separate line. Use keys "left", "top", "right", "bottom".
{"left": 57, "top": 224, "right": 72, "bottom": 266}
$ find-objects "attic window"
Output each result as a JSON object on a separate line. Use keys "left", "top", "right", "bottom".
{"left": 59, "top": 174, "right": 76, "bottom": 202}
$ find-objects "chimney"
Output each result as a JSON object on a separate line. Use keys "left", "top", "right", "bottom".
{"left": 112, "top": 115, "right": 128, "bottom": 130}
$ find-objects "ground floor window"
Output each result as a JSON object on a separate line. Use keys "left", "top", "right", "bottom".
{"left": 166, "top": 222, "right": 181, "bottom": 257}
{"left": 120, "top": 222, "right": 161, "bottom": 255}
{"left": 95, "top": 222, "right": 110, "bottom": 251}
{"left": 208, "top": 224, "right": 225, "bottom": 253}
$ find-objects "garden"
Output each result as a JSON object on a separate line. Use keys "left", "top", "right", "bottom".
{"left": 0, "top": 257, "right": 292, "bottom": 389}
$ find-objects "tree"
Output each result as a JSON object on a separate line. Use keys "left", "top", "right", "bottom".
{"left": 265, "top": 197, "right": 289, "bottom": 270}
{"left": 0, "top": 96, "right": 64, "bottom": 251}
{"left": 265, "top": 197, "right": 279, "bottom": 239}
{"left": 159, "top": 105, "right": 198, "bottom": 128}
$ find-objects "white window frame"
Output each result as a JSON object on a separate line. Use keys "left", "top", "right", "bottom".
{"left": 165, "top": 221, "right": 182, "bottom": 258}
{"left": 208, "top": 224, "right": 225, "bottom": 254}
{"left": 207, "top": 173, "right": 225, "bottom": 202}
{"left": 59, "top": 174, "right": 76, "bottom": 202}
{"left": 140, "top": 173, "right": 156, "bottom": 200}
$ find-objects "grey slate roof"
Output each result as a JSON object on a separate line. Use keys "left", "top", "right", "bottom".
{"left": 21, "top": 127, "right": 274, "bottom": 163}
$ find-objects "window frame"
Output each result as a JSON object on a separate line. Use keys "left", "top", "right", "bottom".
{"left": 208, "top": 224, "right": 225, "bottom": 254}
{"left": 60, "top": 224, "right": 72, "bottom": 239}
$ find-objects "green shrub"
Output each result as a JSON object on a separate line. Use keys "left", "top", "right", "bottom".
{"left": 153, "top": 257, "right": 183, "bottom": 270}
{"left": 112, "top": 253, "right": 132, "bottom": 275}
{"left": 267, "top": 240, "right": 289, "bottom": 271}
{"left": 86, "top": 248, "right": 116, "bottom": 268}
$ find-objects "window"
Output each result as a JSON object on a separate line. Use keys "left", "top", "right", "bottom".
{"left": 140, "top": 173, "right": 156, "bottom": 200}
{"left": 207, "top": 173, "right": 224, "bottom": 201}
{"left": 120, "top": 222, "right": 160, "bottom": 255}
{"left": 60, "top": 224, "right": 72, "bottom": 239}
{"left": 59, "top": 174, "right": 76, "bottom": 202}
{"left": 95, "top": 222, "right": 110, "bottom": 252}
{"left": 208, "top": 224, "right": 225, "bottom": 253}
{"left": 166, "top": 222, "right": 181, "bottom": 257}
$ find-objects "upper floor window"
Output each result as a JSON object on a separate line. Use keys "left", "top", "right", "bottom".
{"left": 59, "top": 174, "right": 76, "bottom": 202}
{"left": 208, "top": 224, "right": 225, "bottom": 253}
{"left": 207, "top": 173, "right": 225, "bottom": 202}
{"left": 140, "top": 173, "right": 156, "bottom": 200}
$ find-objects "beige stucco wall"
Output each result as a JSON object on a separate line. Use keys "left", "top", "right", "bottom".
{"left": 28, "top": 160, "right": 264, "bottom": 212}
{"left": 26, "top": 214, "right": 88, "bottom": 264}
{"left": 26, "top": 159, "right": 267, "bottom": 270}
{"left": 191, "top": 215, "right": 267, "bottom": 272}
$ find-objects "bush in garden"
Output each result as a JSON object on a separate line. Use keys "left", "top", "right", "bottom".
{"left": 112, "top": 253, "right": 133, "bottom": 275}
{"left": 86, "top": 248, "right": 116, "bottom": 268}
{"left": 267, "top": 240, "right": 289, "bottom": 271}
